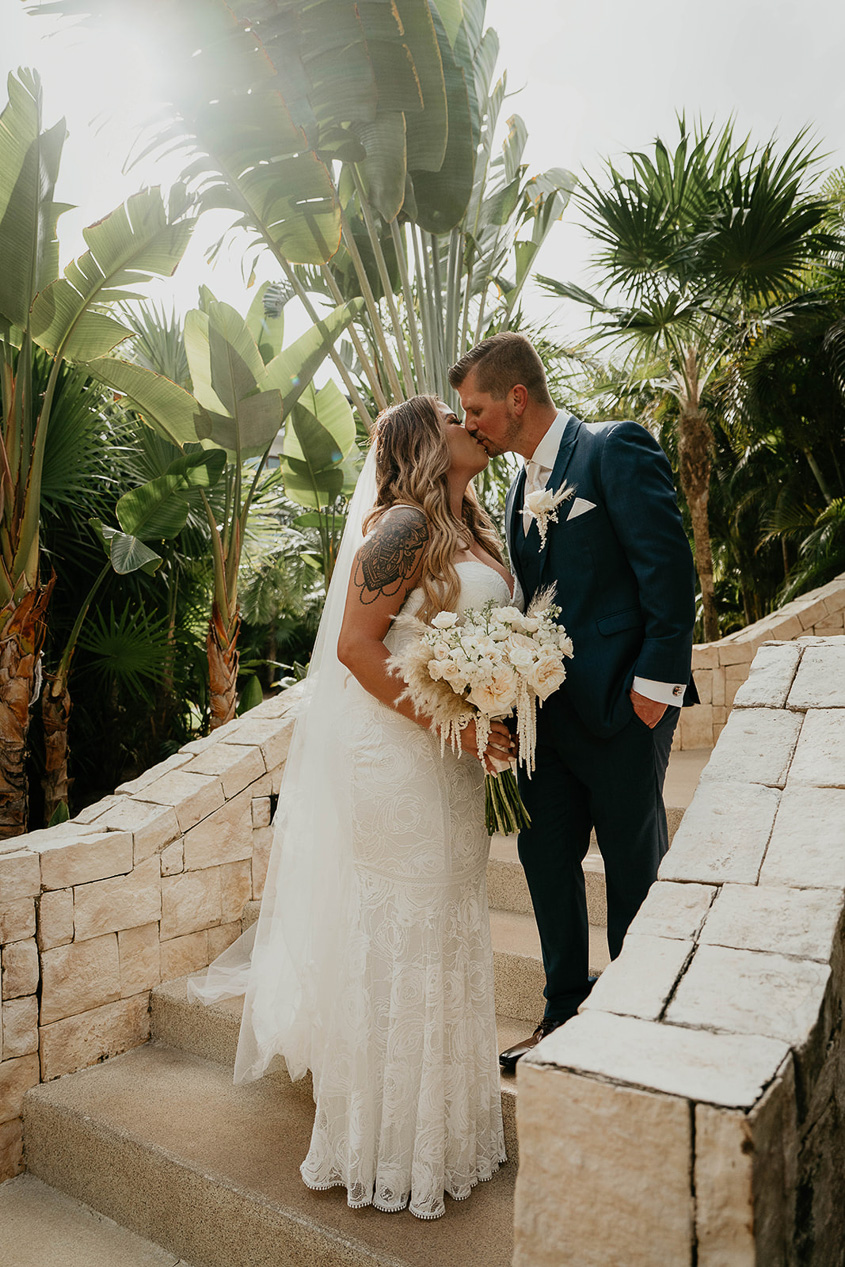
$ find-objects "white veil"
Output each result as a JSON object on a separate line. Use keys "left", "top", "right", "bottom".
{"left": 187, "top": 446, "right": 378, "bottom": 1084}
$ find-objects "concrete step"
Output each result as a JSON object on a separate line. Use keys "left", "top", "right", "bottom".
{"left": 150, "top": 977, "right": 522, "bottom": 1163}
{"left": 489, "top": 909, "right": 609, "bottom": 1022}
{"left": 0, "top": 1173, "right": 193, "bottom": 1267}
{"left": 23, "top": 1040, "right": 517, "bottom": 1267}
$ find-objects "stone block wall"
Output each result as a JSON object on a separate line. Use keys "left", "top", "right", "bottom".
{"left": 0, "top": 686, "right": 302, "bottom": 1182}
{"left": 514, "top": 636, "right": 845, "bottom": 1266}
{"left": 676, "top": 572, "right": 845, "bottom": 750}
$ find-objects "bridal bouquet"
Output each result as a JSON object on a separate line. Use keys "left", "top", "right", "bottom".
{"left": 389, "top": 589, "right": 573, "bottom": 834}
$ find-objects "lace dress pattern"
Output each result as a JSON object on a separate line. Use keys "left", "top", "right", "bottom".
{"left": 299, "top": 561, "right": 512, "bottom": 1219}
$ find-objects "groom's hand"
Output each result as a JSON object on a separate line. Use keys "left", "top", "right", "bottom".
{"left": 629, "top": 689, "right": 667, "bottom": 729}
{"left": 464, "top": 718, "right": 516, "bottom": 772}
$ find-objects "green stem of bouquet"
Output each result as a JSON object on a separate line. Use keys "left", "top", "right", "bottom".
{"left": 485, "top": 769, "right": 532, "bottom": 836}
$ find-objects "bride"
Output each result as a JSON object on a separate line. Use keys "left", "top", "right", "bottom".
{"left": 189, "top": 395, "right": 518, "bottom": 1220}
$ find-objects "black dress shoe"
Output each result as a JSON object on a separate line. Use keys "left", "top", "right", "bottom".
{"left": 499, "top": 978, "right": 599, "bottom": 1074}
{"left": 499, "top": 1017, "right": 566, "bottom": 1073}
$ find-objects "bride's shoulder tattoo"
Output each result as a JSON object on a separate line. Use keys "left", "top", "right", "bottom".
{"left": 354, "top": 506, "right": 429, "bottom": 604}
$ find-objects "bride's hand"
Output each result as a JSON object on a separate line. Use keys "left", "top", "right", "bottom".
{"left": 463, "top": 718, "right": 515, "bottom": 773}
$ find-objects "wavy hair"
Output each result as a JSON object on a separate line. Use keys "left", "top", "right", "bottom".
{"left": 363, "top": 395, "right": 505, "bottom": 622}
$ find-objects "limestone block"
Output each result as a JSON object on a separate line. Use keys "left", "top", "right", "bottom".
{"left": 711, "top": 666, "right": 726, "bottom": 707}
{"left": 692, "top": 645, "right": 720, "bottom": 671}
{"left": 160, "top": 867, "right": 222, "bottom": 940}
{"left": 220, "top": 859, "right": 252, "bottom": 922}
{"left": 39, "top": 993, "right": 149, "bottom": 1081}
{"left": 811, "top": 619, "right": 845, "bottom": 636}
{"left": 36, "top": 889, "right": 74, "bottom": 951}
{"left": 768, "top": 615, "right": 804, "bottom": 642}
{"left": 666, "top": 944, "right": 830, "bottom": 1046}
{"left": 627, "top": 880, "right": 717, "bottom": 941}
{"left": 159, "top": 839, "right": 184, "bottom": 876}
{"left": 270, "top": 762, "right": 285, "bottom": 795}
{"left": 72, "top": 856, "right": 161, "bottom": 941}
{"left": 0, "top": 1052, "right": 40, "bottom": 1122}
{"left": 178, "top": 731, "right": 220, "bottom": 756}
{"left": 40, "top": 933, "right": 120, "bottom": 1024}
{"left": 787, "top": 645, "right": 845, "bottom": 710}
{"left": 713, "top": 706, "right": 728, "bottom": 725}
{"left": 759, "top": 787, "right": 845, "bottom": 889}
{"left": 139, "top": 769, "right": 225, "bottom": 833}
{"left": 718, "top": 642, "right": 755, "bottom": 666}
{"left": 36, "top": 831, "right": 133, "bottom": 891}
{"left": 731, "top": 643, "right": 802, "bottom": 710}
{"left": 580, "top": 935, "right": 693, "bottom": 1022}
{"left": 699, "top": 883, "right": 843, "bottom": 961}
{"left": 797, "top": 597, "right": 833, "bottom": 630}
{"left": 699, "top": 709, "right": 803, "bottom": 789}
{"left": 659, "top": 782, "right": 780, "bottom": 885}
{"left": 251, "top": 826, "right": 273, "bottom": 898}
{"left": 695, "top": 671, "right": 713, "bottom": 705}
{"left": 678, "top": 706, "right": 714, "bottom": 750}
{"left": 694, "top": 1105, "right": 756, "bottom": 1265}
{"left": 222, "top": 714, "right": 294, "bottom": 774}
{"left": 118, "top": 923, "right": 161, "bottom": 997}
{"left": 115, "top": 751, "right": 191, "bottom": 795}
{"left": 0, "top": 897, "right": 35, "bottom": 944}
{"left": 160, "top": 929, "right": 209, "bottom": 980}
{"left": 251, "top": 797, "right": 271, "bottom": 829}
{"left": 2, "top": 939, "right": 39, "bottom": 1000}
{"left": 208, "top": 921, "right": 241, "bottom": 958}
{"left": 0, "top": 852, "right": 40, "bottom": 903}
{"left": 250, "top": 773, "right": 273, "bottom": 798}
{"left": 787, "top": 709, "right": 845, "bottom": 787}
{"left": 182, "top": 786, "right": 253, "bottom": 871}
{"left": 0, "top": 1117, "right": 23, "bottom": 1181}
{"left": 527, "top": 1009, "right": 789, "bottom": 1109}
{"left": 88, "top": 797, "right": 181, "bottom": 864}
{"left": 71, "top": 793, "right": 122, "bottom": 824}
{"left": 182, "top": 741, "right": 265, "bottom": 800}
{"left": 1, "top": 994, "right": 38, "bottom": 1058}
{"left": 513, "top": 1063, "right": 693, "bottom": 1267}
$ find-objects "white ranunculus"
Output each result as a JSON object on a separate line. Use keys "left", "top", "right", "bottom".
{"left": 432, "top": 610, "right": 459, "bottom": 629}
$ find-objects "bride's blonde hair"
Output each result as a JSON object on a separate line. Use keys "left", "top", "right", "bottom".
{"left": 363, "top": 395, "right": 505, "bottom": 622}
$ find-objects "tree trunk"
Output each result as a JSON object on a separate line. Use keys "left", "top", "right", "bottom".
{"left": 0, "top": 583, "right": 54, "bottom": 839}
{"left": 41, "top": 672, "right": 72, "bottom": 825}
{"left": 207, "top": 602, "right": 240, "bottom": 730}
{"left": 677, "top": 407, "right": 719, "bottom": 643}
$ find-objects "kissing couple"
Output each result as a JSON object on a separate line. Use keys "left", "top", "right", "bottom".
{"left": 190, "top": 332, "right": 697, "bottom": 1220}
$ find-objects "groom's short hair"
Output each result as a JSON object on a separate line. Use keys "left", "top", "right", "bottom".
{"left": 448, "top": 333, "right": 553, "bottom": 407}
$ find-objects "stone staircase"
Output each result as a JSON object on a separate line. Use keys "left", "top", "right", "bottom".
{"left": 9, "top": 750, "right": 708, "bottom": 1267}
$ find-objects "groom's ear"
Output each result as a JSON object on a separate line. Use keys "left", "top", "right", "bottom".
{"left": 510, "top": 384, "right": 528, "bottom": 415}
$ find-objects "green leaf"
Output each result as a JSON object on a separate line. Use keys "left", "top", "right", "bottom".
{"left": 285, "top": 381, "right": 356, "bottom": 465}
{"left": 245, "top": 283, "right": 286, "bottom": 365}
{"left": 30, "top": 186, "right": 194, "bottom": 362}
{"left": 261, "top": 298, "right": 364, "bottom": 415}
{"left": 206, "top": 299, "right": 265, "bottom": 415}
{"left": 84, "top": 358, "right": 201, "bottom": 448}
{"left": 395, "top": 0, "right": 447, "bottom": 173}
{"left": 115, "top": 450, "right": 225, "bottom": 540}
{"left": 0, "top": 69, "right": 69, "bottom": 328}
{"left": 352, "top": 113, "right": 408, "bottom": 223}
{"left": 90, "top": 521, "right": 163, "bottom": 575}
{"left": 194, "top": 389, "right": 283, "bottom": 458}
{"left": 48, "top": 801, "right": 70, "bottom": 827}
{"left": 408, "top": 5, "right": 475, "bottom": 233}
{"left": 237, "top": 674, "right": 264, "bottom": 716}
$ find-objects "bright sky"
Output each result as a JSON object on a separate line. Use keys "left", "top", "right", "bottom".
{"left": 4, "top": 0, "right": 844, "bottom": 339}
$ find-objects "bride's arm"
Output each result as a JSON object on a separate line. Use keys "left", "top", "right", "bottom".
{"left": 337, "top": 505, "right": 512, "bottom": 768}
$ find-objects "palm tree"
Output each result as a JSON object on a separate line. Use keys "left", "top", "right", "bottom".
{"left": 539, "top": 118, "right": 841, "bottom": 640}
{"left": 0, "top": 69, "right": 193, "bottom": 835}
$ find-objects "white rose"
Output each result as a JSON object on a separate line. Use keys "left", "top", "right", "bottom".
{"left": 432, "top": 611, "right": 459, "bottom": 629}
{"left": 524, "top": 488, "right": 557, "bottom": 516}
{"left": 558, "top": 631, "right": 574, "bottom": 657}
{"left": 508, "top": 644, "right": 535, "bottom": 673}
{"left": 527, "top": 655, "right": 567, "bottom": 701}
{"left": 468, "top": 664, "right": 518, "bottom": 715}
{"left": 518, "top": 616, "right": 540, "bottom": 634}
{"left": 440, "top": 660, "right": 462, "bottom": 682}
{"left": 428, "top": 659, "right": 444, "bottom": 680}
{"left": 491, "top": 605, "right": 522, "bottom": 623}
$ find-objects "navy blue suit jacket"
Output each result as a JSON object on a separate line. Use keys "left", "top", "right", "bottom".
{"left": 506, "top": 417, "right": 697, "bottom": 740}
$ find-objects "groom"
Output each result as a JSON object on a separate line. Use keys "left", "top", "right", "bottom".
{"left": 448, "top": 333, "right": 697, "bottom": 1070}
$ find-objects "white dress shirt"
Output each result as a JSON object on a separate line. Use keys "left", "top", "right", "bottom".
{"left": 522, "top": 413, "right": 684, "bottom": 709}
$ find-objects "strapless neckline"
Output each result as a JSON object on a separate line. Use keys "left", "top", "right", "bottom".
{"left": 454, "top": 558, "right": 515, "bottom": 599}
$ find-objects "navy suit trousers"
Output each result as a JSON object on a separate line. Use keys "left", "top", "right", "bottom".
{"left": 516, "top": 696, "right": 679, "bottom": 1019}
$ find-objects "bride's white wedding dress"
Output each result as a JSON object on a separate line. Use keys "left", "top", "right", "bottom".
{"left": 297, "top": 559, "right": 512, "bottom": 1219}
{"left": 189, "top": 444, "right": 514, "bottom": 1221}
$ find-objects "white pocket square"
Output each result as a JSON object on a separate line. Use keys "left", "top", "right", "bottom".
{"left": 567, "top": 497, "right": 596, "bottom": 521}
